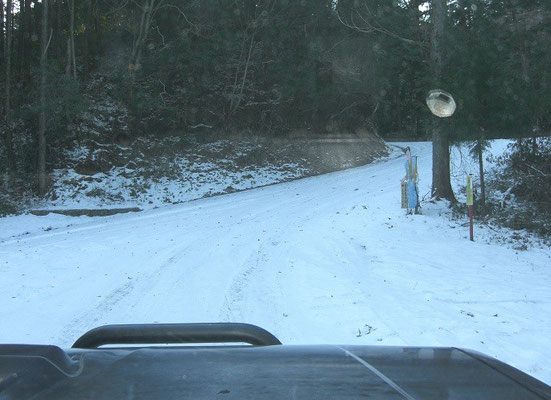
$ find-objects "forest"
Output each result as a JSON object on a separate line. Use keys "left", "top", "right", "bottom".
{"left": 0, "top": 0, "right": 549, "bottom": 198}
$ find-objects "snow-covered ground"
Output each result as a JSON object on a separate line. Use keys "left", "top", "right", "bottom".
{"left": 1, "top": 141, "right": 550, "bottom": 385}
{"left": 33, "top": 136, "right": 386, "bottom": 211}
{"left": 44, "top": 139, "right": 311, "bottom": 210}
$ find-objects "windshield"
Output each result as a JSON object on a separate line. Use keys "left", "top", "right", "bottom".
{"left": 0, "top": 0, "right": 550, "bottom": 390}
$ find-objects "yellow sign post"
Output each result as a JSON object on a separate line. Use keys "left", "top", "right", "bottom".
{"left": 466, "top": 175, "right": 474, "bottom": 206}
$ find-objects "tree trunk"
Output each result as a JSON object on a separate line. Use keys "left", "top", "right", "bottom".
{"left": 83, "top": 0, "right": 92, "bottom": 78}
{"left": 65, "top": 36, "right": 71, "bottom": 76}
{"left": 477, "top": 134, "right": 486, "bottom": 215}
{"left": 230, "top": 31, "right": 255, "bottom": 115}
{"left": 54, "top": 0, "right": 62, "bottom": 59}
{"left": 0, "top": 0, "right": 4, "bottom": 61}
{"left": 31, "top": 0, "right": 39, "bottom": 51}
{"left": 430, "top": 0, "right": 455, "bottom": 201}
{"left": 130, "top": 0, "right": 156, "bottom": 74}
{"left": 66, "top": 0, "right": 76, "bottom": 79}
{"left": 128, "top": 0, "right": 159, "bottom": 134}
{"left": 93, "top": 0, "right": 102, "bottom": 55}
{"left": 228, "top": 34, "right": 247, "bottom": 118}
{"left": 16, "top": 0, "right": 24, "bottom": 75}
{"left": 16, "top": 0, "right": 30, "bottom": 85}
{"left": 38, "top": 0, "right": 49, "bottom": 194}
{"left": 22, "top": 0, "right": 31, "bottom": 82}
{"left": 71, "top": 0, "right": 76, "bottom": 79}
{"left": 431, "top": 120, "right": 454, "bottom": 199}
{"left": 4, "top": 0, "right": 16, "bottom": 173}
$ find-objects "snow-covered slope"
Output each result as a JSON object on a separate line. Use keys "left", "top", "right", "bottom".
{"left": 34, "top": 135, "right": 388, "bottom": 211}
{"left": 1, "top": 141, "right": 549, "bottom": 384}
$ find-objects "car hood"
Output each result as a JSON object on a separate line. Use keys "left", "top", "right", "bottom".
{"left": 0, "top": 344, "right": 549, "bottom": 399}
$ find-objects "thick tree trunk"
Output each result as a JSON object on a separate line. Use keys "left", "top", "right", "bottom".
{"left": 16, "top": 0, "right": 31, "bottom": 85}
{"left": 431, "top": 120, "right": 454, "bottom": 199}
{"left": 31, "top": 0, "right": 39, "bottom": 49}
{"left": 93, "top": 0, "right": 102, "bottom": 54}
{"left": 4, "top": 0, "right": 16, "bottom": 173}
{"left": 16, "top": 0, "right": 24, "bottom": 74}
{"left": 66, "top": 0, "right": 76, "bottom": 79}
{"left": 83, "top": 0, "right": 92, "bottom": 78}
{"left": 38, "top": 0, "right": 49, "bottom": 194}
{"left": 22, "top": 0, "right": 31, "bottom": 82}
{"left": 0, "top": 0, "right": 4, "bottom": 61}
{"left": 430, "top": 0, "right": 455, "bottom": 201}
{"left": 55, "top": 0, "right": 63, "bottom": 59}
{"left": 70, "top": 0, "right": 76, "bottom": 78}
{"left": 65, "top": 37, "right": 71, "bottom": 76}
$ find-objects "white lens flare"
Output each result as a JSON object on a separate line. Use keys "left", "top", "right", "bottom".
{"left": 426, "top": 89, "right": 456, "bottom": 118}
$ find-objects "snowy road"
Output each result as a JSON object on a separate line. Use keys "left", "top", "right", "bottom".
{"left": 1, "top": 142, "right": 550, "bottom": 384}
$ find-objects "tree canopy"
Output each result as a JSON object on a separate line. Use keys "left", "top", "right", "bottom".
{"left": 1, "top": 0, "right": 549, "bottom": 192}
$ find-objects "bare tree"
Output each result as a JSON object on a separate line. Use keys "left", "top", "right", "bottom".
{"left": 227, "top": 1, "right": 277, "bottom": 118}
{"left": 38, "top": 0, "right": 51, "bottom": 194}
{"left": 336, "top": 1, "right": 426, "bottom": 46}
{"left": 229, "top": 31, "right": 255, "bottom": 116}
{"left": 129, "top": 0, "right": 166, "bottom": 79}
{"left": 127, "top": 0, "right": 196, "bottom": 78}
{"left": 430, "top": 0, "right": 455, "bottom": 201}
{"left": 127, "top": 0, "right": 166, "bottom": 133}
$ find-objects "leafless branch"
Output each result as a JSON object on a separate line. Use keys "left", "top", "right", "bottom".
{"left": 156, "top": 25, "right": 166, "bottom": 46}
{"left": 189, "top": 123, "right": 213, "bottom": 129}
{"left": 102, "top": 0, "right": 131, "bottom": 16}
{"left": 158, "top": 79, "right": 167, "bottom": 104}
{"left": 524, "top": 162, "right": 547, "bottom": 177}
{"left": 336, "top": 6, "right": 427, "bottom": 47}
{"left": 160, "top": 4, "right": 195, "bottom": 29}
{"left": 330, "top": 100, "right": 364, "bottom": 120}
{"left": 42, "top": 29, "right": 53, "bottom": 58}
{"left": 131, "top": 0, "right": 145, "bottom": 11}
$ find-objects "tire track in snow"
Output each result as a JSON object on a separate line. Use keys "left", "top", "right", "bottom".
{"left": 57, "top": 247, "right": 189, "bottom": 345}
{"left": 219, "top": 239, "right": 285, "bottom": 327}
{"left": 58, "top": 279, "right": 135, "bottom": 345}
{"left": 217, "top": 203, "right": 309, "bottom": 334}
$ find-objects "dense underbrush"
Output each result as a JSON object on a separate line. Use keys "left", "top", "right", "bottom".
{"left": 477, "top": 137, "right": 550, "bottom": 242}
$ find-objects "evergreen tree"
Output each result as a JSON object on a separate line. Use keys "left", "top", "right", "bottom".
{"left": 0, "top": 0, "right": 548, "bottom": 195}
